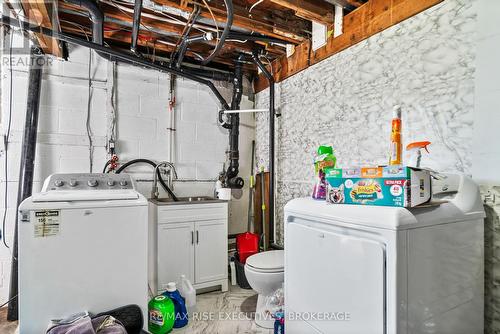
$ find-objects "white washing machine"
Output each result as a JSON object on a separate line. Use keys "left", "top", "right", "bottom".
{"left": 18, "top": 173, "right": 148, "bottom": 334}
{"left": 284, "top": 173, "right": 485, "bottom": 334}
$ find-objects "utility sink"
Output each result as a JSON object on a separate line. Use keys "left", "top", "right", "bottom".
{"left": 149, "top": 196, "right": 226, "bottom": 205}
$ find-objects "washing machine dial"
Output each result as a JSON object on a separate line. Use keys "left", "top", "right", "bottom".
{"left": 119, "top": 180, "right": 128, "bottom": 187}
{"left": 107, "top": 180, "right": 115, "bottom": 187}
{"left": 87, "top": 179, "right": 98, "bottom": 187}
{"left": 69, "top": 180, "right": 78, "bottom": 187}
{"left": 54, "top": 180, "right": 64, "bottom": 187}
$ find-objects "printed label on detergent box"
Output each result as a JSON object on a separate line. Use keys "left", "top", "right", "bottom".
{"left": 34, "top": 210, "right": 60, "bottom": 237}
{"left": 326, "top": 177, "right": 408, "bottom": 207}
{"left": 326, "top": 166, "right": 430, "bottom": 207}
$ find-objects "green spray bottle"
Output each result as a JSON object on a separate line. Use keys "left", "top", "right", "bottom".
{"left": 148, "top": 295, "right": 175, "bottom": 334}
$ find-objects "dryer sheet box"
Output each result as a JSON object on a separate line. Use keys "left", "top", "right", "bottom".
{"left": 325, "top": 166, "right": 431, "bottom": 208}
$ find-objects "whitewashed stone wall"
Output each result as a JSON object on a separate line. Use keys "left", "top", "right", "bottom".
{"left": 256, "top": 0, "right": 477, "bottom": 245}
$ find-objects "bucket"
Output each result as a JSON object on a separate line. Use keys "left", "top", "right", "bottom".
{"left": 236, "top": 232, "right": 260, "bottom": 264}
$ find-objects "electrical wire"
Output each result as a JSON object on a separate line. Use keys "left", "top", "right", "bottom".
{"left": 198, "top": 0, "right": 233, "bottom": 65}
{"left": 84, "top": 30, "right": 94, "bottom": 173}
{"left": 249, "top": 0, "right": 264, "bottom": 14}
{"left": 102, "top": 0, "right": 210, "bottom": 33}
{"left": 1, "top": 31, "right": 14, "bottom": 249}
{"left": 0, "top": 293, "right": 17, "bottom": 308}
{"left": 261, "top": 53, "right": 273, "bottom": 78}
{"left": 201, "top": 0, "right": 219, "bottom": 39}
{"left": 107, "top": 0, "right": 155, "bottom": 36}
{"left": 170, "top": 5, "right": 200, "bottom": 65}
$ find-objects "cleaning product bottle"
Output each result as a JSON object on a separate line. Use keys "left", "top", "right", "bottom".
{"left": 163, "top": 282, "right": 188, "bottom": 328}
{"left": 178, "top": 275, "right": 197, "bottom": 316}
{"left": 148, "top": 295, "right": 175, "bottom": 334}
{"left": 389, "top": 105, "right": 403, "bottom": 165}
{"left": 406, "top": 141, "right": 431, "bottom": 168}
{"left": 312, "top": 145, "right": 336, "bottom": 200}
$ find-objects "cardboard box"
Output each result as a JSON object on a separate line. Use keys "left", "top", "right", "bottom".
{"left": 325, "top": 166, "right": 431, "bottom": 207}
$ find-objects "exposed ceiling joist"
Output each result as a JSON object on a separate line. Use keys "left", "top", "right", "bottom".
{"left": 269, "top": 0, "right": 334, "bottom": 24}
{"left": 153, "top": 0, "right": 306, "bottom": 43}
{"left": 254, "top": 0, "right": 444, "bottom": 92}
{"left": 323, "top": 0, "right": 366, "bottom": 11}
{"left": 21, "top": 0, "right": 63, "bottom": 57}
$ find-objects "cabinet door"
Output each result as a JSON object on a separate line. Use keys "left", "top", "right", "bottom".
{"left": 157, "top": 223, "right": 194, "bottom": 291}
{"left": 194, "top": 220, "right": 227, "bottom": 284}
{"left": 286, "top": 219, "right": 385, "bottom": 334}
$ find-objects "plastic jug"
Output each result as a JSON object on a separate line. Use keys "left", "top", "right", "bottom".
{"left": 163, "top": 282, "right": 188, "bottom": 328}
{"left": 178, "top": 275, "right": 197, "bottom": 315}
{"left": 148, "top": 295, "right": 175, "bottom": 334}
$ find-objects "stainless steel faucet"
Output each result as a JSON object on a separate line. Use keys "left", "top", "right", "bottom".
{"left": 151, "top": 161, "right": 178, "bottom": 199}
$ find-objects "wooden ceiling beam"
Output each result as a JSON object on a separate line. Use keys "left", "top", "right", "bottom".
{"left": 21, "top": 0, "right": 63, "bottom": 57}
{"left": 323, "top": 0, "right": 366, "bottom": 10}
{"left": 153, "top": 0, "right": 306, "bottom": 43}
{"left": 254, "top": 0, "right": 443, "bottom": 92}
{"left": 59, "top": 19, "right": 259, "bottom": 71}
{"left": 59, "top": 6, "right": 283, "bottom": 58}
{"left": 269, "top": 0, "right": 334, "bottom": 24}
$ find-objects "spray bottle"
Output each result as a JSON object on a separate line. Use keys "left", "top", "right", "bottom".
{"left": 389, "top": 105, "right": 403, "bottom": 165}
{"left": 406, "top": 141, "right": 431, "bottom": 168}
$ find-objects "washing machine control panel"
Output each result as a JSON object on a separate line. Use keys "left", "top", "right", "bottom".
{"left": 43, "top": 173, "right": 134, "bottom": 191}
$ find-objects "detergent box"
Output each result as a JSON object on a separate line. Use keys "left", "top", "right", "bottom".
{"left": 325, "top": 166, "right": 431, "bottom": 207}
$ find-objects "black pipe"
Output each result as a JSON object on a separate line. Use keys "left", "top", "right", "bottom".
{"left": 176, "top": 34, "right": 206, "bottom": 68}
{"left": 7, "top": 47, "right": 44, "bottom": 320}
{"left": 112, "top": 159, "right": 179, "bottom": 201}
{"left": 0, "top": 15, "right": 231, "bottom": 110}
{"left": 201, "top": 0, "right": 233, "bottom": 65}
{"left": 173, "top": 6, "right": 201, "bottom": 68}
{"left": 131, "top": 0, "right": 143, "bottom": 55}
{"left": 251, "top": 51, "right": 275, "bottom": 246}
{"left": 63, "top": 0, "right": 112, "bottom": 61}
{"left": 181, "top": 67, "right": 233, "bottom": 82}
{"left": 225, "top": 54, "right": 245, "bottom": 189}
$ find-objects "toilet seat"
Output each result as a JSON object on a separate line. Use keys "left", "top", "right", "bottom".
{"left": 245, "top": 250, "right": 284, "bottom": 273}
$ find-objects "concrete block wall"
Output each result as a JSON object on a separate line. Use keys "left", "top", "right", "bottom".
{"left": 0, "top": 31, "right": 254, "bottom": 303}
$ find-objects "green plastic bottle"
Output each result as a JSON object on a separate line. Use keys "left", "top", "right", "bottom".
{"left": 148, "top": 295, "right": 175, "bottom": 334}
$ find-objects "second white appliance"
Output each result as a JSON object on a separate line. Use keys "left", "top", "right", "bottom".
{"left": 148, "top": 200, "right": 229, "bottom": 294}
{"left": 284, "top": 173, "right": 485, "bottom": 334}
{"left": 19, "top": 173, "right": 148, "bottom": 334}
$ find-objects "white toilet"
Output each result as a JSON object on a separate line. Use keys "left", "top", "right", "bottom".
{"left": 244, "top": 250, "right": 284, "bottom": 328}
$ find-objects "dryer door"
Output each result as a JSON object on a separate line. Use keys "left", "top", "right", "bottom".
{"left": 286, "top": 219, "right": 386, "bottom": 334}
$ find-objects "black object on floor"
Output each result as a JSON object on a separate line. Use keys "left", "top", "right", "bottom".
{"left": 94, "top": 304, "right": 144, "bottom": 334}
{"left": 235, "top": 253, "right": 252, "bottom": 289}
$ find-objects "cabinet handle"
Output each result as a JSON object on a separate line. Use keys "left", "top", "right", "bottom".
{"left": 196, "top": 230, "right": 199, "bottom": 244}
{"left": 191, "top": 231, "right": 194, "bottom": 245}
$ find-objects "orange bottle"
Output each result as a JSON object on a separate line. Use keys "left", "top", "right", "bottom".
{"left": 389, "top": 105, "right": 402, "bottom": 165}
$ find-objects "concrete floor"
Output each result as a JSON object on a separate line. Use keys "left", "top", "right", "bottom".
{"left": 0, "top": 285, "right": 270, "bottom": 334}
{"left": 0, "top": 307, "right": 18, "bottom": 334}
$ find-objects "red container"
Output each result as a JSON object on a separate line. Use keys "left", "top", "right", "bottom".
{"left": 236, "top": 232, "right": 260, "bottom": 263}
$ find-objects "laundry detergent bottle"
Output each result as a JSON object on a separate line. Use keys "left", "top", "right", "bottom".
{"left": 163, "top": 282, "right": 188, "bottom": 328}
{"left": 148, "top": 295, "right": 175, "bottom": 334}
{"left": 312, "top": 145, "right": 336, "bottom": 200}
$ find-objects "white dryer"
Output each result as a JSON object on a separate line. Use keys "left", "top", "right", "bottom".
{"left": 18, "top": 173, "right": 148, "bottom": 334}
{"left": 284, "top": 173, "right": 485, "bottom": 334}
